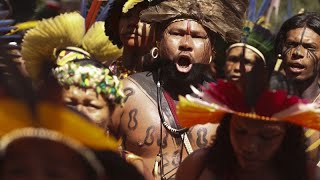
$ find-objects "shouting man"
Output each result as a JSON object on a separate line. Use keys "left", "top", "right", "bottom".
{"left": 109, "top": 0, "right": 248, "bottom": 179}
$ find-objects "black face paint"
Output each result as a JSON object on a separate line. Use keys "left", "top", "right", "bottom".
{"left": 300, "top": 26, "right": 320, "bottom": 76}
{"left": 285, "top": 26, "right": 320, "bottom": 79}
{"left": 308, "top": 49, "right": 319, "bottom": 76}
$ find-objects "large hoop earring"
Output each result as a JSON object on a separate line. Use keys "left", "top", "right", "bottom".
{"left": 150, "top": 47, "right": 159, "bottom": 59}
{"left": 209, "top": 56, "right": 213, "bottom": 63}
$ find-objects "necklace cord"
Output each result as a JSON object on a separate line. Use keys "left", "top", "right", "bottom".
{"left": 156, "top": 68, "right": 189, "bottom": 179}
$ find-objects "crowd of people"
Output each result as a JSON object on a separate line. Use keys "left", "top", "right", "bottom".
{"left": 1, "top": 0, "right": 320, "bottom": 179}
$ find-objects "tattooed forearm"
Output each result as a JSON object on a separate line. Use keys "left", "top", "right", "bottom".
{"left": 144, "top": 126, "right": 156, "bottom": 146}
{"left": 196, "top": 128, "right": 208, "bottom": 148}
{"left": 127, "top": 109, "right": 138, "bottom": 130}
{"left": 123, "top": 87, "right": 135, "bottom": 103}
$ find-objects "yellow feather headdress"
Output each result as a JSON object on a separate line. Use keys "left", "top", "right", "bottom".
{"left": 122, "top": 0, "right": 144, "bottom": 13}
{"left": 0, "top": 97, "right": 120, "bottom": 177}
{"left": 0, "top": 98, "right": 120, "bottom": 151}
{"left": 22, "top": 12, "right": 123, "bottom": 82}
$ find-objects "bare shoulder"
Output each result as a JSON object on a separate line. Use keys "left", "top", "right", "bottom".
{"left": 109, "top": 77, "right": 142, "bottom": 137}
{"left": 175, "top": 148, "right": 210, "bottom": 180}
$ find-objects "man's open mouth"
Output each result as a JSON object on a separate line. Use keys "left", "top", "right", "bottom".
{"left": 176, "top": 55, "right": 192, "bottom": 73}
{"left": 288, "top": 63, "right": 305, "bottom": 73}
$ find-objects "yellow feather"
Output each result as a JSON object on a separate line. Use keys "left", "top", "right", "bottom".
{"left": 0, "top": 98, "right": 119, "bottom": 151}
{"left": 82, "top": 22, "right": 123, "bottom": 65}
{"left": 177, "top": 96, "right": 225, "bottom": 128}
{"left": 0, "top": 99, "right": 33, "bottom": 136}
{"left": 122, "top": 0, "right": 144, "bottom": 13}
{"left": 7, "top": 21, "right": 38, "bottom": 35}
{"left": 22, "top": 12, "right": 85, "bottom": 81}
{"left": 38, "top": 102, "right": 120, "bottom": 151}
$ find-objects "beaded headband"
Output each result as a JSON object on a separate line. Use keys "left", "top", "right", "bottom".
{"left": 52, "top": 62, "right": 124, "bottom": 105}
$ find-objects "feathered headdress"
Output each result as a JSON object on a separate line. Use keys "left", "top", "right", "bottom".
{"left": 227, "top": 18, "right": 275, "bottom": 65}
{"left": 104, "top": 0, "right": 148, "bottom": 48}
{"left": 177, "top": 74, "right": 320, "bottom": 130}
{"left": 22, "top": 11, "right": 123, "bottom": 82}
{"left": 0, "top": 98, "right": 120, "bottom": 150}
{"left": 139, "top": 0, "right": 248, "bottom": 43}
{"left": 0, "top": 98, "right": 120, "bottom": 178}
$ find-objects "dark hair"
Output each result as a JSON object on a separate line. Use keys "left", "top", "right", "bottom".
{"left": 0, "top": 138, "right": 97, "bottom": 180}
{"left": 207, "top": 72, "right": 305, "bottom": 179}
{"left": 275, "top": 12, "right": 320, "bottom": 55}
{"left": 206, "top": 115, "right": 307, "bottom": 180}
{"left": 104, "top": 0, "right": 149, "bottom": 48}
{"left": 1, "top": 0, "right": 37, "bottom": 23}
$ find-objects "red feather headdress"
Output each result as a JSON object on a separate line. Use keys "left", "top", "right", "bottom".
{"left": 177, "top": 79, "right": 320, "bottom": 130}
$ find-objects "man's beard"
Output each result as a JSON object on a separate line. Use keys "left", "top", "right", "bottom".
{"left": 160, "top": 59, "right": 208, "bottom": 87}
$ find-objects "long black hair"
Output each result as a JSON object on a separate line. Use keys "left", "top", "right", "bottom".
{"left": 275, "top": 12, "right": 320, "bottom": 55}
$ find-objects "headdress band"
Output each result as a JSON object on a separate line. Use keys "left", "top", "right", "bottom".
{"left": 52, "top": 62, "right": 124, "bottom": 105}
{"left": 0, "top": 127, "right": 105, "bottom": 177}
{"left": 54, "top": 46, "right": 91, "bottom": 66}
{"left": 227, "top": 43, "right": 266, "bottom": 64}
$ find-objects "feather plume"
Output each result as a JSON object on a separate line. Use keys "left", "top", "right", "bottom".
{"left": 38, "top": 102, "right": 120, "bottom": 150}
{"left": 177, "top": 96, "right": 227, "bottom": 128}
{"left": 22, "top": 12, "right": 123, "bottom": 82}
{"left": 0, "top": 99, "right": 120, "bottom": 151}
{"left": 22, "top": 12, "right": 85, "bottom": 81}
{"left": 122, "top": 0, "right": 144, "bottom": 13}
{"left": 85, "top": 0, "right": 103, "bottom": 30}
{"left": 177, "top": 79, "right": 320, "bottom": 130}
{"left": 97, "top": 0, "right": 115, "bottom": 21}
{"left": 7, "top": 21, "right": 38, "bottom": 35}
{"left": 82, "top": 22, "right": 123, "bottom": 65}
{"left": 0, "top": 99, "right": 33, "bottom": 136}
{"left": 21, "top": 13, "right": 85, "bottom": 80}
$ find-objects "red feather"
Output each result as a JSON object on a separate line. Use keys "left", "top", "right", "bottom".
{"left": 85, "top": 0, "right": 103, "bottom": 31}
{"left": 203, "top": 80, "right": 249, "bottom": 112}
{"left": 255, "top": 90, "right": 304, "bottom": 116}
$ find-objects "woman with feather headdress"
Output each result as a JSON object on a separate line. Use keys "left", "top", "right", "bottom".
{"left": 175, "top": 71, "right": 320, "bottom": 180}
